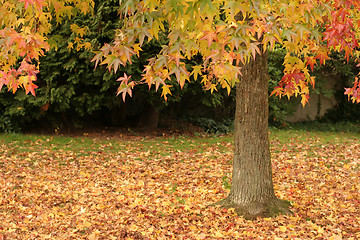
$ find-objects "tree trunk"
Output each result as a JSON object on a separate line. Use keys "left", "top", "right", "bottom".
{"left": 111, "top": 102, "right": 127, "bottom": 126}
{"left": 217, "top": 52, "right": 292, "bottom": 219}
{"left": 137, "top": 104, "right": 160, "bottom": 129}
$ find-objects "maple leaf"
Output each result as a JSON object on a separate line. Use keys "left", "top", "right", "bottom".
{"left": 309, "top": 76, "right": 315, "bottom": 88}
{"left": 281, "top": 29, "right": 295, "bottom": 42}
{"left": 204, "top": 83, "right": 217, "bottom": 93}
{"left": 70, "top": 24, "right": 87, "bottom": 37}
{"left": 24, "top": 79, "right": 38, "bottom": 96}
{"left": 169, "top": 52, "right": 184, "bottom": 67}
{"left": 306, "top": 56, "right": 317, "bottom": 71}
{"left": 270, "top": 86, "right": 283, "bottom": 97}
{"left": 169, "top": 65, "right": 189, "bottom": 88}
{"left": 1, "top": 126, "right": 359, "bottom": 238}
{"left": 190, "top": 65, "right": 203, "bottom": 81}
{"left": 345, "top": 77, "right": 360, "bottom": 103}
{"left": 100, "top": 55, "right": 124, "bottom": 73}
{"left": 300, "top": 94, "right": 310, "bottom": 106}
{"left": 116, "top": 73, "right": 134, "bottom": 102}
{"left": 316, "top": 51, "right": 330, "bottom": 65}
{"left": 99, "top": 43, "right": 114, "bottom": 56}
{"left": 19, "top": 0, "right": 34, "bottom": 10}
{"left": 116, "top": 73, "right": 131, "bottom": 85}
{"left": 248, "top": 42, "right": 261, "bottom": 60}
{"left": 132, "top": 43, "right": 142, "bottom": 57}
{"left": 161, "top": 84, "right": 172, "bottom": 101}
{"left": 201, "top": 31, "right": 217, "bottom": 47}
{"left": 91, "top": 52, "right": 103, "bottom": 69}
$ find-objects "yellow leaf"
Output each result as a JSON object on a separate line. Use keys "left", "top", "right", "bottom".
{"left": 18, "top": 76, "right": 28, "bottom": 85}
{"left": 189, "top": 225, "right": 197, "bottom": 231}
{"left": 317, "top": 226, "right": 325, "bottom": 234}
{"left": 67, "top": 42, "right": 74, "bottom": 50}
{"left": 329, "top": 234, "right": 342, "bottom": 240}
{"left": 326, "top": 214, "right": 336, "bottom": 222}
{"left": 279, "top": 226, "right": 287, "bottom": 232}
{"left": 213, "top": 231, "right": 223, "bottom": 237}
{"left": 287, "top": 224, "right": 296, "bottom": 229}
{"left": 82, "top": 171, "right": 91, "bottom": 177}
{"left": 88, "top": 231, "right": 100, "bottom": 240}
{"left": 57, "top": 212, "right": 65, "bottom": 217}
{"left": 70, "top": 23, "right": 79, "bottom": 33}
{"left": 84, "top": 42, "right": 92, "bottom": 51}
{"left": 184, "top": 205, "right": 191, "bottom": 211}
{"left": 148, "top": 226, "right": 155, "bottom": 233}
{"left": 191, "top": 65, "right": 202, "bottom": 81}
{"left": 148, "top": 24, "right": 159, "bottom": 40}
{"left": 161, "top": 85, "right": 172, "bottom": 101}
{"left": 96, "top": 204, "right": 106, "bottom": 210}
{"left": 133, "top": 43, "right": 142, "bottom": 57}
{"left": 201, "top": 75, "right": 209, "bottom": 85}
{"left": 83, "top": 221, "right": 92, "bottom": 228}
{"left": 129, "top": 224, "right": 138, "bottom": 231}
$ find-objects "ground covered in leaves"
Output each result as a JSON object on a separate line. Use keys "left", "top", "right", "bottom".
{"left": 0, "top": 128, "right": 359, "bottom": 239}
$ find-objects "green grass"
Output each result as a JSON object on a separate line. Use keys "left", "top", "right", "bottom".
{"left": 0, "top": 132, "right": 234, "bottom": 157}
{"left": 1, "top": 133, "right": 92, "bottom": 149}
{"left": 1, "top": 122, "right": 359, "bottom": 156}
{"left": 270, "top": 127, "right": 360, "bottom": 145}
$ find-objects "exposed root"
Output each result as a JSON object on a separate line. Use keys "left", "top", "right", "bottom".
{"left": 214, "top": 197, "right": 293, "bottom": 220}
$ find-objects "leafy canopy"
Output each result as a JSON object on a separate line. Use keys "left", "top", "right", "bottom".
{"left": 1, "top": 0, "right": 360, "bottom": 105}
{"left": 0, "top": 0, "right": 93, "bottom": 96}
{"left": 92, "top": 0, "right": 360, "bottom": 105}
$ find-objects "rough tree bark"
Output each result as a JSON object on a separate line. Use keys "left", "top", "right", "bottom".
{"left": 217, "top": 51, "right": 292, "bottom": 219}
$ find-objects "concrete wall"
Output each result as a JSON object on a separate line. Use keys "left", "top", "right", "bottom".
{"left": 286, "top": 73, "right": 342, "bottom": 122}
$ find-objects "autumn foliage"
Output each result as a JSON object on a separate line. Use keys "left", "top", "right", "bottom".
{"left": 0, "top": 130, "right": 359, "bottom": 238}
{"left": 91, "top": 0, "right": 360, "bottom": 105}
{"left": 1, "top": 0, "right": 360, "bottom": 104}
{"left": 0, "top": 0, "right": 93, "bottom": 96}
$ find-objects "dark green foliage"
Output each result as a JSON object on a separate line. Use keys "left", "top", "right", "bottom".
{"left": 0, "top": 0, "right": 171, "bottom": 131}
{"left": 319, "top": 53, "right": 360, "bottom": 123}
{"left": 0, "top": 0, "right": 123, "bottom": 132}
{"left": 288, "top": 121, "right": 360, "bottom": 133}
{"left": 0, "top": 0, "right": 235, "bottom": 132}
{"left": 0, "top": 88, "right": 48, "bottom": 133}
{"left": 325, "top": 98, "right": 360, "bottom": 122}
{"left": 190, "top": 117, "right": 234, "bottom": 134}
{"left": 268, "top": 48, "right": 298, "bottom": 127}
{"left": 1, "top": 0, "right": 359, "bottom": 132}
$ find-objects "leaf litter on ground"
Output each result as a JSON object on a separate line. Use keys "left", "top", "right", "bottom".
{"left": 0, "top": 129, "right": 359, "bottom": 239}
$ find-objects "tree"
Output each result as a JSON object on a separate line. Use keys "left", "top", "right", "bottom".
{"left": 217, "top": 50, "right": 293, "bottom": 218}
{"left": 2, "top": 0, "right": 360, "bottom": 219}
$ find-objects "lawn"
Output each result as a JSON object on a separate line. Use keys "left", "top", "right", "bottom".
{"left": 0, "top": 128, "right": 359, "bottom": 239}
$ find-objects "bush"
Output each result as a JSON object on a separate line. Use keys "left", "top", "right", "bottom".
{"left": 320, "top": 53, "right": 360, "bottom": 123}
{"left": 190, "top": 117, "right": 234, "bottom": 134}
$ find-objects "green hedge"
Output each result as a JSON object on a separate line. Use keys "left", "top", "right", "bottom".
{"left": 1, "top": 1, "right": 358, "bottom": 133}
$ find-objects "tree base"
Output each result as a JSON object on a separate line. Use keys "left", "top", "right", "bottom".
{"left": 214, "top": 197, "right": 293, "bottom": 220}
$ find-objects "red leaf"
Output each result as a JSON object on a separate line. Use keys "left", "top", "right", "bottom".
{"left": 25, "top": 81, "right": 38, "bottom": 96}
{"left": 315, "top": 51, "right": 330, "bottom": 65}
{"left": 306, "top": 57, "right": 317, "bottom": 71}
